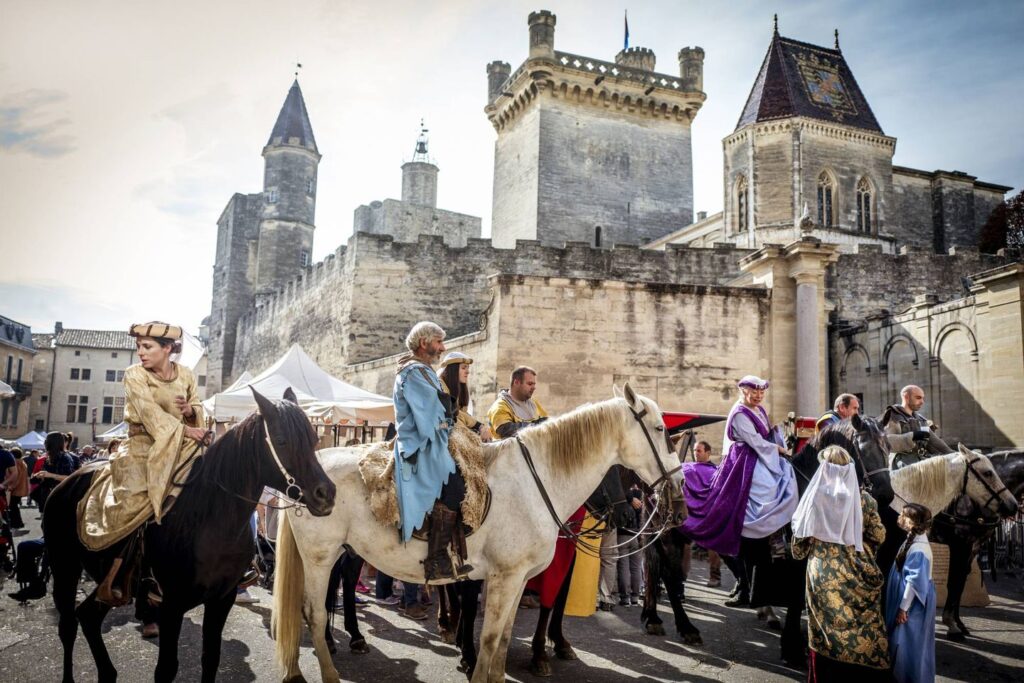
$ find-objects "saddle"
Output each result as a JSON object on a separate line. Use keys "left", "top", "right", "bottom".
{"left": 358, "top": 422, "right": 491, "bottom": 540}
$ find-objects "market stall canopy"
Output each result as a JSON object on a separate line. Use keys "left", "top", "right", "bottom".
{"left": 203, "top": 344, "right": 393, "bottom": 424}
{"left": 15, "top": 430, "right": 47, "bottom": 449}
{"left": 97, "top": 422, "right": 128, "bottom": 442}
{"left": 0, "top": 380, "right": 15, "bottom": 399}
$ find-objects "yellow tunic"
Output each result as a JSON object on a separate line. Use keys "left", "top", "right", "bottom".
{"left": 487, "top": 395, "right": 548, "bottom": 436}
{"left": 79, "top": 363, "right": 204, "bottom": 550}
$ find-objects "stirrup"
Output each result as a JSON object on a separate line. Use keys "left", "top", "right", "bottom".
{"left": 97, "top": 558, "right": 129, "bottom": 607}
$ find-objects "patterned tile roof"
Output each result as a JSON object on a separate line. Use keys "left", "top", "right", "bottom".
{"left": 0, "top": 316, "right": 34, "bottom": 351}
{"left": 736, "top": 31, "right": 883, "bottom": 133}
{"left": 267, "top": 79, "right": 318, "bottom": 153}
{"left": 56, "top": 329, "right": 136, "bottom": 351}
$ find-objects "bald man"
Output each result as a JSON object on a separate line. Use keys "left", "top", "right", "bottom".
{"left": 880, "top": 384, "right": 953, "bottom": 469}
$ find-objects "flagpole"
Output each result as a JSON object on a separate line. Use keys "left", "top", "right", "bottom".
{"left": 624, "top": 10, "right": 630, "bottom": 51}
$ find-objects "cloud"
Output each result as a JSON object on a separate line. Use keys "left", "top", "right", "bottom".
{"left": 0, "top": 89, "right": 75, "bottom": 157}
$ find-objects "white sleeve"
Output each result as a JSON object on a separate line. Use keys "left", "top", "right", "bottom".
{"left": 732, "top": 411, "right": 782, "bottom": 472}
{"left": 899, "top": 582, "right": 915, "bottom": 611}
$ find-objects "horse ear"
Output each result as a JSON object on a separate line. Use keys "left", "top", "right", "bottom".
{"left": 851, "top": 413, "right": 864, "bottom": 431}
{"left": 957, "top": 442, "right": 975, "bottom": 457}
{"left": 282, "top": 387, "right": 298, "bottom": 404}
{"left": 623, "top": 382, "right": 640, "bottom": 409}
{"left": 611, "top": 384, "right": 623, "bottom": 398}
{"left": 250, "top": 386, "right": 275, "bottom": 418}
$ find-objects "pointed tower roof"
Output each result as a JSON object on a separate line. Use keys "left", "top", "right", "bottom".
{"left": 736, "top": 28, "right": 882, "bottom": 133}
{"left": 266, "top": 80, "right": 318, "bottom": 152}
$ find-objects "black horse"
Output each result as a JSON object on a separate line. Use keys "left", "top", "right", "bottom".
{"left": 44, "top": 388, "right": 337, "bottom": 683}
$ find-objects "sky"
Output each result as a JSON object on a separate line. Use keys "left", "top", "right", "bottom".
{"left": 1, "top": 0, "right": 1022, "bottom": 336}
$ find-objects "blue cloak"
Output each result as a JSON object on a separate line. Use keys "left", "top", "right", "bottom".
{"left": 885, "top": 543, "right": 936, "bottom": 683}
{"left": 393, "top": 362, "right": 456, "bottom": 543}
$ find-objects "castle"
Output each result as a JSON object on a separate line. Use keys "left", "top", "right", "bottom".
{"left": 206, "top": 11, "right": 1023, "bottom": 449}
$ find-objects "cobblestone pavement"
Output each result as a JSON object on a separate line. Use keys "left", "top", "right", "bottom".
{"left": 1, "top": 510, "right": 1022, "bottom": 682}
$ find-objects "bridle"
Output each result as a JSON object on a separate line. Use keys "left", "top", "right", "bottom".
{"left": 948, "top": 454, "right": 1011, "bottom": 519}
{"left": 515, "top": 399, "right": 683, "bottom": 560}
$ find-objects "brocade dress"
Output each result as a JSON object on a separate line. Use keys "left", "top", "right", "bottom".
{"left": 792, "top": 492, "right": 891, "bottom": 676}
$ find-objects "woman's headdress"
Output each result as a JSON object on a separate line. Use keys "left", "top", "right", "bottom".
{"left": 129, "top": 322, "right": 182, "bottom": 340}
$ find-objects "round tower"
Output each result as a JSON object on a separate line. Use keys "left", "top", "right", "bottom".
{"left": 487, "top": 60, "right": 512, "bottom": 102}
{"left": 678, "top": 47, "right": 705, "bottom": 93}
{"left": 401, "top": 122, "right": 438, "bottom": 208}
{"left": 528, "top": 10, "right": 556, "bottom": 60}
{"left": 615, "top": 47, "right": 656, "bottom": 72}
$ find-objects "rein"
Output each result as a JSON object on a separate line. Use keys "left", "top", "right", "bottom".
{"left": 935, "top": 454, "right": 1009, "bottom": 529}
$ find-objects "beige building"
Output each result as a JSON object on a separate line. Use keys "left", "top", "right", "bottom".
{"left": 1, "top": 316, "right": 36, "bottom": 440}
{"left": 29, "top": 324, "right": 136, "bottom": 447}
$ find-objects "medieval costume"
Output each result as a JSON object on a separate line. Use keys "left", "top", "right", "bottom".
{"left": 488, "top": 389, "right": 548, "bottom": 439}
{"left": 437, "top": 352, "right": 488, "bottom": 436}
{"left": 815, "top": 409, "right": 841, "bottom": 434}
{"left": 80, "top": 340, "right": 203, "bottom": 551}
{"left": 792, "top": 462, "right": 890, "bottom": 680}
{"left": 881, "top": 404, "right": 953, "bottom": 469}
{"left": 885, "top": 535, "right": 936, "bottom": 683}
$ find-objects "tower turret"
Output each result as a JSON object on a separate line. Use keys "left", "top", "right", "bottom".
{"left": 486, "top": 60, "right": 512, "bottom": 103}
{"left": 678, "top": 47, "right": 705, "bottom": 93}
{"left": 255, "top": 79, "right": 321, "bottom": 294}
{"left": 527, "top": 10, "right": 556, "bottom": 60}
{"left": 615, "top": 47, "right": 656, "bottom": 72}
{"left": 401, "top": 122, "right": 439, "bottom": 208}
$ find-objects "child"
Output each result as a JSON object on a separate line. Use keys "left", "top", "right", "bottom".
{"left": 885, "top": 503, "right": 936, "bottom": 683}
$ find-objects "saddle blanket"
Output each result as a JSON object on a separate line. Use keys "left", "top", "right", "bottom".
{"left": 358, "top": 422, "right": 490, "bottom": 536}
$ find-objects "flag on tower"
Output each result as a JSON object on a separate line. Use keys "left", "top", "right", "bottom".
{"left": 624, "top": 11, "right": 630, "bottom": 50}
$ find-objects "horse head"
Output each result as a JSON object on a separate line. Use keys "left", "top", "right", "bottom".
{"left": 848, "top": 413, "right": 895, "bottom": 504}
{"left": 958, "top": 443, "right": 1020, "bottom": 519}
{"left": 615, "top": 383, "right": 683, "bottom": 494}
{"left": 250, "top": 386, "right": 336, "bottom": 517}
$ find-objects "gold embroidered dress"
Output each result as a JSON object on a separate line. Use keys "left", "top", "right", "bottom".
{"left": 791, "top": 492, "right": 890, "bottom": 670}
{"left": 79, "top": 363, "right": 203, "bottom": 550}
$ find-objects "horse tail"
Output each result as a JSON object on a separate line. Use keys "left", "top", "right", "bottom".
{"left": 271, "top": 513, "right": 304, "bottom": 674}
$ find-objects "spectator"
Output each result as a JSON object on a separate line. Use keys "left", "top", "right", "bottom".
{"left": 29, "top": 432, "right": 77, "bottom": 512}
{"left": 792, "top": 445, "right": 890, "bottom": 680}
{"left": 616, "top": 481, "right": 644, "bottom": 606}
{"left": 7, "top": 537, "right": 48, "bottom": 602}
{"left": 681, "top": 441, "right": 728, "bottom": 587}
{"left": 7, "top": 447, "right": 29, "bottom": 528}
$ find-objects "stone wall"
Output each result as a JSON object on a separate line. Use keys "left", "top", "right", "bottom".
{"left": 490, "top": 106, "right": 541, "bottom": 248}
{"left": 891, "top": 170, "right": 935, "bottom": 249}
{"left": 230, "top": 232, "right": 753, "bottom": 385}
{"left": 827, "top": 245, "right": 1010, "bottom": 323}
{"left": 352, "top": 199, "right": 481, "bottom": 248}
{"left": 829, "top": 263, "right": 1024, "bottom": 448}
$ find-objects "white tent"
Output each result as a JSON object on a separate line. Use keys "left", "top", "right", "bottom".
{"left": 203, "top": 344, "right": 393, "bottom": 424}
{"left": 0, "top": 380, "right": 15, "bottom": 399}
{"left": 15, "top": 431, "right": 47, "bottom": 449}
{"left": 97, "top": 422, "right": 128, "bottom": 442}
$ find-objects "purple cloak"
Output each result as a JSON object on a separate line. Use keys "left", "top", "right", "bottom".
{"left": 680, "top": 403, "right": 769, "bottom": 557}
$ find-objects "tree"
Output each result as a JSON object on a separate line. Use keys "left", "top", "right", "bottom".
{"left": 979, "top": 189, "right": 1024, "bottom": 252}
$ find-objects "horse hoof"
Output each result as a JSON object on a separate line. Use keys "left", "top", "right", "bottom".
{"left": 457, "top": 660, "right": 475, "bottom": 679}
{"left": 440, "top": 630, "right": 456, "bottom": 645}
{"left": 529, "top": 660, "right": 552, "bottom": 677}
{"left": 646, "top": 623, "right": 666, "bottom": 636}
{"left": 767, "top": 618, "right": 782, "bottom": 631}
{"left": 350, "top": 638, "right": 370, "bottom": 654}
{"left": 555, "top": 645, "right": 577, "bottom": 661}
{"left": 682, "top": 633, "right": 703, "bottom": 646}
{"left": 945, "top": 630, "right": 967, "bottom": 642}
{"left": 283, "top": 677, "right": 307, "bottom": 683}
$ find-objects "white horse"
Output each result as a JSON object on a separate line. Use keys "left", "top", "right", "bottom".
{"left": 271, "top": 385, "right": 681, "bottom": 683}
{"left": 890, "top": 443, "right": 1020, "bottom": 518}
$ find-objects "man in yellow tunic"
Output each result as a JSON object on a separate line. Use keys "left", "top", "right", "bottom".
{"left": 80, "top": 323, "right": 207, "bottom": 552}
{"left": 487, "top": 366, "right": 548, "bottom": 439}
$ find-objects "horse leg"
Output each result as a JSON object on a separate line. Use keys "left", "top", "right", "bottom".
{"left": 942, "top": 542, "right": 972, "bottom": 640}
{"left": 340, "top": 554, "right": 369, "bottom": 654}
{"left": 492, "top": 584, "right": 525, "bottom": 683}
{"left": 153, "top": 606, "right": 186, "bottom": 683}
{"left": 200, "top": 592, "right": 236, "bottom": 683}
{"left": 528, "top": 606, "right": 553, "bottom": 677}
{"left": 458, "top": 581, "right": 483, "bottom": 679}
{"left": 472, "top": 574, "right": 525, "bottom": 683}
{"left": 52, "top": 559, "right": 83, "bottom": 683}
{"left": 75, "top": 591, "right": 117, "bottom": 683}
{"left": 641, "top": 543, "right": 666, "bottom": 636}
{"left": 438, "top": 583, "right": 456, "bottom": 645}
{"left": 549, "top": 558, "right": 578, "bottom": 661}
{"left": 780, "top": 559, "right": 807, "bottom": 668}
{"left": 303, "top": 562, "right": 342, "bottom": 683}
{"left": 662, "top": 550, "right": 702, "bottom": 645}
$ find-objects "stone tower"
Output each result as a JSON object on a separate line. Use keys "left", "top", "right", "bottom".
{"left": 207, "top": 79, "right": 320, "bottom": 392}
{"left": 255, "top": 79, "right": 321, "bottom": 294}
{"left": 486, "top": 10, "right": 706, "bottom": 248}
{"left": 401, "top": 123, "right": 439, "bottom": 207}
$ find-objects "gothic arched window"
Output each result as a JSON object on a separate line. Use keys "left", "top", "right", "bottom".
{"left": 735, "top": 175, "right": 749, "bottom": 234}
{"left": 856, "top": 177, "right": 873, "bottom": 233}
{"left": 817, "top": 172, "right": 835, "bottom": 228}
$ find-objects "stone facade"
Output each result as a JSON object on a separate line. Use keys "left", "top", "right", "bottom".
{"left": 352, "top": 200, "right": 481, "bottom": 248}
{"left": 28, "top": 333, "right": 53, "bottom": 434}
{"left": 830, "top": 263, "right": 1024, "bottom": 449}
{"left": 487, "top": 11, "right": 705, "bottom": 248}
{"left": 1, "top": 316, "right": 35, "bottom": 439}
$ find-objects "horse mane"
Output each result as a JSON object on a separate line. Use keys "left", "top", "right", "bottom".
{"left": 519, "top": 398, "right": 627, "bottom": 476}
{"left": 890, "top": 453, "right": 964, "bottom": 514}
{"left": 812, "top": 420, "right": 858, "bottom": 454}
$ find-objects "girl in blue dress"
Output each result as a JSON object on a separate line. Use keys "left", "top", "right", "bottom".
{"left": 885, "top": 503, "right": 936, "bottom": 683}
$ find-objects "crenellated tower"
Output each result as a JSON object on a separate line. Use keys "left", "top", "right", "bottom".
{"left": 486, "top": 9, "right": 706, "bottom": 248}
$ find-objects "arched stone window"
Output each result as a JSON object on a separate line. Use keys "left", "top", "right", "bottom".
{"left": 817, "top": 171, "right": 835, "bottom": 227}
{"left": 856, "top": 177, "right": 873, "bottom": 233}
{"left": 735, "top": 174, "right": 748, "bottom": 234}
{"left": 594, "top": 226, "right": 602, "bottom": 247}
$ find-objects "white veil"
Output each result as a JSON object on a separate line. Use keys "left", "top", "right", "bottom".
{"left": 791, "top": 461, "right": 864, "bottom": 551}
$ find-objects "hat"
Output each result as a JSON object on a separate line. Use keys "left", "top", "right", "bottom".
{"left": 737, "top": 375, "right": 770, "bottom": 390}
{"left": 439, "top": 351, "right": 473, "bottom": 369}
{"left": 129, "top": 322, "right": 182, "bottom": 340}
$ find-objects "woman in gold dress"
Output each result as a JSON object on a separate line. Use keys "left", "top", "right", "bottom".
{"left": 81, "top": 322, "right": 207, "bottom": 552}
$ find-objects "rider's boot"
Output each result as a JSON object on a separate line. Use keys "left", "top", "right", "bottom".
{"left": 423, "top": 502, "right": 473, "bottom": 582}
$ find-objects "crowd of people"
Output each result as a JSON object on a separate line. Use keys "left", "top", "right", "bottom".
{"left": 0, "top": 318, "right": 952, "bottom": 683}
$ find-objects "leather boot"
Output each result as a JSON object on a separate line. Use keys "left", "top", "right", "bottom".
{"left": 423, "top": 503, "right": 473, "bottom": 583}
